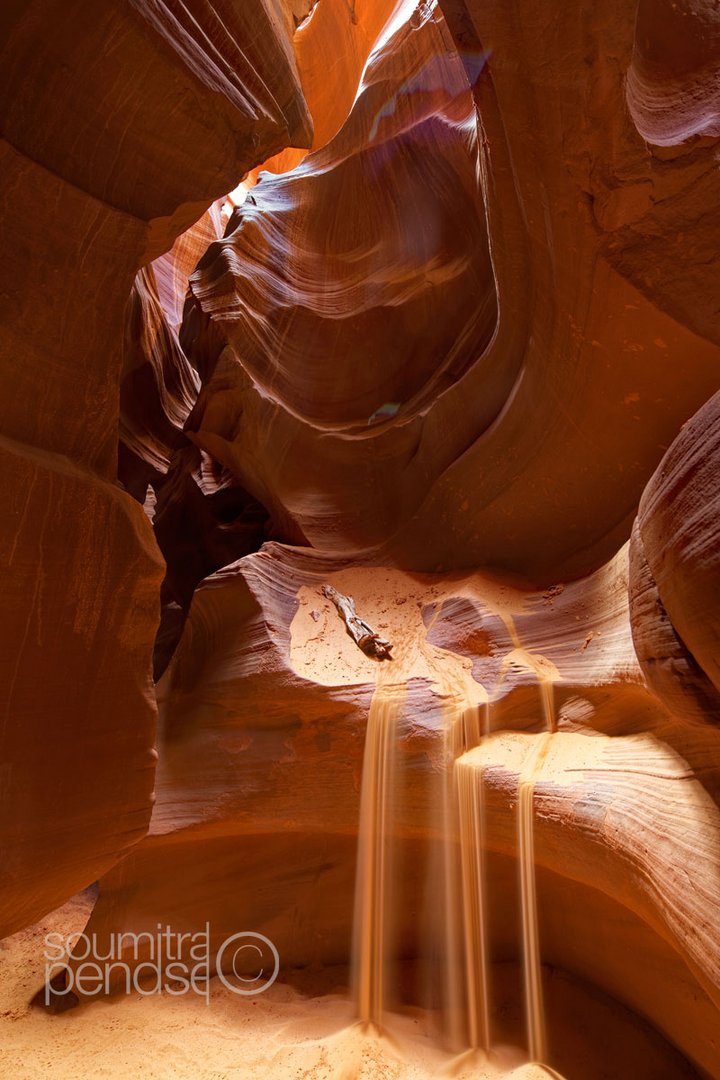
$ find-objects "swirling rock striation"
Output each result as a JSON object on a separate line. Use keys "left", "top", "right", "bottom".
{"left": 630, "top": 391, "right": 720, "bottom": 726}
{"left": 184, "top": 1, "right": 499, "bottom": 560}
{"left": 627, "top": 0, "right": 720, "bottom": 146}
{"left": 181, "top": 0, "right": 720, "bottom": 584}
{"left": 63, "top": 542, "right": 720, "bottom": 1073}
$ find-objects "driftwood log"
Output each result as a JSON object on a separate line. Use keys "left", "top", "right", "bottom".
{"left": 321, "top": 585, "right": 393, "bottom": 660}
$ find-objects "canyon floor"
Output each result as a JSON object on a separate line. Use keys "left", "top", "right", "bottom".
{"left": 0, "top": 890, "right": 697, "bottom": 1080}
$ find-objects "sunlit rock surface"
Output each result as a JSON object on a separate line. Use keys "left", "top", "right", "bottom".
{"left": 627, "top": 0, "right": 720, "bottom": 145}
{"left": 460, "top": 727, "right": 720, "bottom": 1078}
{"left": 184, "top": 2, "right": 499, "bottom": 560}
{"left": 629, "top": 391, "right": 720, "bottom": 724}
{"left": 66, "top": 541, "right": 720, "bottom": 1074}
{"left": 120, "top": 264, "right": 201, "bottom": 500}
{"left": 181, "top": 0, "right": 720, "bottom": 583}
{"left": 251, "top": 0, "right": 403, "bottom": 178}
{"left": 0, "top": 0, "right": 311, "bottom": 936}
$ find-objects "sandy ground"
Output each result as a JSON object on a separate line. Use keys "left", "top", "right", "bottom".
{"left": 289, "top": 566, "right": 518, "bottom": 693}
{"left": 0, "top": 566, "right": 699, "bottom": 1079}
{"left": 0, "top": 891, "right": 562, "bottom": 1080}
{"left": 0, "top": 888, "right": 699, "bottom": 1080}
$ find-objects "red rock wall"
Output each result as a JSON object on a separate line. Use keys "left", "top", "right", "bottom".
{"left": 630, "top": 391, "right": 720, "bottom": 724}
{"left": 184, "top": 3, "right": 499, "bottom": 561}
{"left": 72, "top": 540, "right": 720, "bottom": 1075}
{"left": 179, "top": 0, "right": 720, "bottom": 584}
{"left": 0, "top": 0, "right": 311, "bottom": 937}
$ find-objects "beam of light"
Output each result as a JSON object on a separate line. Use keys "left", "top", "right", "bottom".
{"left": 367, "top": 48, "right": 492, "bottom": 143}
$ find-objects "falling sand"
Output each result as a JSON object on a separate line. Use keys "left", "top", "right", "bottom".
{"left": 306, "top": 568, "right": 563, "bottom": 1070}
{"left": 353, "top": 680, "right": 402, "bottom": 1028}
{"left": 456, "top": 738, "right": 491, "bottom": 1052}
{"left": 517, "top": 734, "right": 552, "bottom": 1064}
{"left": 0, "top": 891, "right": 599, "bottom": 1080}
{"left": 0, "top": 568, "right": 699, "bottom": 1078}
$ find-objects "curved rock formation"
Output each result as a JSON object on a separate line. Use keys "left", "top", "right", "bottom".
{"left": 184, "top": 2, "right": 499, "bottom": 559}
{"left": 629, "top": 390, "right": 720, "bottom": 725}
{"left": 249, "top": 0, "right": 403, "bottom": 178}
{"left": 459, "top": 726, "right": 720, "bottom": 1077}
{"left": 0, "top": 437, "right": 163, "bottom": 937}
{"left": 154, "top": 203, "right": 227, "bottom": 335}
{"left": 180, "top": 0, "right": 720, "bottom": 584}
{"left": 0, "top": 0, "right": 311, "bottom": 936}
{"left": 635, "top": 391, "right": 720, "bottom": 693}
{"left": 120, "top": 200, "right": 274, "bottom": 676}
{"left": 58, "top": 540, "right": 718, "bottom": 1072}
{"left": 119, "top": 202, "right": 228, "bottom": 499}
{"left": 120, "top": 264, "right": 200, "bottom": 500}
{"left": 627, "top": 0, "right": 720, "bottom": 145}
{"left": 629, "top": 519, "right": 720, "bottom": 726}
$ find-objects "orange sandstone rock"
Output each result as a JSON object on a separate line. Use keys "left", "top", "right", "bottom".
{"left": 630, "top": 391, "right": 720, "bottom": 723}
{"left": 182, "top": 0, "right": 720, "bottom": 584}
{"left": 627, "top": 0, "right": 720, "bottom": 145}
{"left": 0, "top": 0, "right": 311, "bottom": 936}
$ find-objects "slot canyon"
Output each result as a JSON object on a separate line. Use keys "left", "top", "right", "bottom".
{"left": 3, "top": 0, "right": 720, "bottom": 1076}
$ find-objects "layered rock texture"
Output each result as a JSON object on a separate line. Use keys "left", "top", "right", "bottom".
{"left": 177, "top": 0, "right": 720, "bottom": 583}
{"left": 0, "top": 0, "right": 311, "bottom": 937}
{"left": 71, "top": 542, "right": 720, "bottom": 1075}
{"left": 3, "top": 0, "right": 720, "bottom": 1077}
{"left": 629, "top": 390, "right": 720, "bottom": 725}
